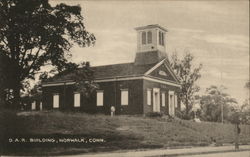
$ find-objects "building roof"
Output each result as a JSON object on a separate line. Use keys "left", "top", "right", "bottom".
{"left": 45, "top": 62, "right": 157, "bottom": 83}
{"left": 92, "top": 62, "right": 157, "bottom": 79}
{"left": 135, "top": 24, "right": 168, "bottom": 32}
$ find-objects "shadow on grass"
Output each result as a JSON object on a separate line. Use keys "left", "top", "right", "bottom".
{"left": 0, "top": 132, "right": 162, "bottom": 156}
{"left": 0, "top": 110, "right": 160, "bottom": 155}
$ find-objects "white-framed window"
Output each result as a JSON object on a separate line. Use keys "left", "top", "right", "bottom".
{"left": 121, "top": 89, "right": 128, "bottom": 106}
{"left": 147, "top": 89, "right": 152, "bottom": 105}
{"left": 142, "top": 31, "right": 146, "bottom": 45}
{"left": 159, "top": 31, "right": 162, "bottom": 45}
{"left": 96, "top": 90, "right": 104, "bottom": 106}
{"left": 74, "top": 92, "right": 81, "bottom": 107}
{"left": 53, "top": 93, "right": 59, "bottom": 108}
{"left": 159, "top": 31, "right": 164, "bottom": 46}
{"left": 161, "top": 32, "right": 165, "bottom": 46}
{"left": 147, "top": 31, "right": 152, "bottom": 44}
{"left": 161, "top": 92, "right": 166, "bottom": 107}
{"left": 174, "top": 94, "right": 178, "bottom": 108}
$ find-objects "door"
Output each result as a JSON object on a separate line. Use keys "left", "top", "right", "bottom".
{"left": 153, "top": 88, "right": 160, "bottom": 112}
{"left": 168, "top": 91, "right": 175, "bottom": 116}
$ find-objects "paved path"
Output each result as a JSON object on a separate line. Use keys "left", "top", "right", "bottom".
{"left": 68, "top": 145, "right": 250, "bottom": 157}
{"left": 179, "top": 151, "right": 250, "bottom": 157}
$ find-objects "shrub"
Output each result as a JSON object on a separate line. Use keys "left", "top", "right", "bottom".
{"left": 145, "top": 112, "right": 163, "bottom": 118}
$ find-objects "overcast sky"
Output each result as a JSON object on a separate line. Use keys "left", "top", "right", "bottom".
{"left": 51, "top": 0, "right": 249, "bottom": 104}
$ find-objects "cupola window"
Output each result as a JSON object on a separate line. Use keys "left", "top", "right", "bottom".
{"left": 142, "top": 31, "right": 146, "bottom": 45}
{"left": 159, "top": 31, "right": 164, "bottom": 46}
{"left": 159, "top": 32, "right": 162, "bottom": 45}
{"left": 162, "top": 32, "right": 165, "bottom": 46}
{"left": 147, "top": 31, "right": 152, "bottom": 44}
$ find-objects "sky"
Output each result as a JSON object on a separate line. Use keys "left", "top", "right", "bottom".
{"left": 51, "top": 0, "right": 249, "bottom": 104}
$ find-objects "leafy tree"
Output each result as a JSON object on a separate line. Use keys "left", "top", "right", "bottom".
{"left": 245, "top": 81, "right": 250, "bottom": 89}
{"left": 72, "top": 62, "right": 98, "bottom": 98}
{"left": 0, "top": 0, "right": 95, "bottom": 109}
{"left": 239, "top": 81, "right": 250, "bottom": 124}
{"left": 39, "top": 61, "right": 98, "bottom": 98}
{"left": 170, "top": 50, "right": 202, "bottom": 118}
{"left": 199, "top": 85, "right": 238, "bottom": 122}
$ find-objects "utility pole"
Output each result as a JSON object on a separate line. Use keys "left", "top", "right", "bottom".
{"left": 220, "top": 55, "right": 223, "bottom": 124}
{"left": 221, "top": 103, "right": 223, "bottom": 124}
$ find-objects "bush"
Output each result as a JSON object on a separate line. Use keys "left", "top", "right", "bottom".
{"left": 175, "top": 110, "right": 196, "bottom": 120}
{"left": 145, "top": 112, "right": 163, "bottom": 118}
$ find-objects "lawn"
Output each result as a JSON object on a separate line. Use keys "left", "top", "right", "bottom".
{"left": 0, "top": 110, "right": 250, "bottom": 155}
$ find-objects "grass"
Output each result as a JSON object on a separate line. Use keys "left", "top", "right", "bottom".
{"left": 0, "top": 109, "right": 250, "bottom": 155}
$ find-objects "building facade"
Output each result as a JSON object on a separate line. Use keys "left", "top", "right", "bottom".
{"left": 42, "top": 24, "right": 181, "bottom": 115}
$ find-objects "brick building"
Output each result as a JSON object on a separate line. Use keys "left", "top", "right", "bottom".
{"left": 42, "top": 24, "right": 181, "bottom": 115}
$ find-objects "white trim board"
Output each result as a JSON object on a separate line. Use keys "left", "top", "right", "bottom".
{"left": 96, "top": 76, "right": 181, "bottom": 87}
{"left": 42, "top": 76, "right": 181, "bottom": 88}
{"left": 42, "top": 82, "right": 75, "bottom": 87}
{"left": 143, "top": 76, "right": 181, "bottom": 88}
{"left": 144, "top": 59, "right": 180, "bottom": 83}
{"left": 144, "top": 58, "right": 166, "bottom": 75}
{"left": 94, "top": 76, "right": 143, "bottom": 83}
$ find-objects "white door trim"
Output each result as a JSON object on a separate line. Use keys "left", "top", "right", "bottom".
{"left": 168, "top": 91, "right": 175, "bottom": 116}
{"left": 153, "top": 88, "right": 160, "bottom": 112}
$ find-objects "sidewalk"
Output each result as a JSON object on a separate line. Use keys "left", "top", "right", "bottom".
{"left": 69, "top": 145, "right": 250, "bottom": 157}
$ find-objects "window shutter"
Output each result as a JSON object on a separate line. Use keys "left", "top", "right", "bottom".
{"left": 74, "top": 93, "right": 81, "bottom": 107}
{"left": 53, "top": 94, "right": 59, "bottom": 108}
{"left": 147, "top": 89, "right": 151, "bottom": 105}
{"left": 97, "top": 91, "right": 104, "bottom": 106}
{"left": 121, "top": 89, "right": 128, "bottom": 105}
{"left": 162, "top": 93, "right": 165, "bottom": 107}
{"left": 174, "top": 94, "right": 178, "bottom": 108}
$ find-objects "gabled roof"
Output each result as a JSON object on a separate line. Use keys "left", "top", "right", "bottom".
{"left": 45, "top": 62, "right": 157, "bottom": 82}
{"left": 144, "top": 58, "right": 180, "bottom": 84}
{"left": 92, "top": 62, "right": 157, "bottom": 79}
{"left": 43, "top": 58, "right": 181, "bottom": 87}
{"left": 135, "top": 24, "right": 168, "bottom": 32}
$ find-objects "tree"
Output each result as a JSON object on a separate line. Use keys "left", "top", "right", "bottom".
{"left": 240, "top": 81, "right": 250, "bottom": 124}
{"left": 170, "top": 50, "right": 202, "bottom": 118}
{"left": 199, "top": 85, "right": 238, "bottom": 122}
{"left": 245, "top": 81, "right": 250, "bottom": 89}
{"left": 0, "top": 0, "right": 95, "bottom": 109}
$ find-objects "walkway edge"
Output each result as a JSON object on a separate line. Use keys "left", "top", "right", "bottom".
{"left": 155, "top": 148, "right": 250, "bottom": 157}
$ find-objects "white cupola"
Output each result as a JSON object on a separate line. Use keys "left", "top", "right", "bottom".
{"left": 134, "top": 24, "right": 168, "bottom": 65}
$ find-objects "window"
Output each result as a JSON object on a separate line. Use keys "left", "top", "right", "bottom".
{"left": 147, "top": 89, "right": 152, "bottom": 105}
{"left": 96, "top": 91, "right": 103, "bottom": 106}
{"left": 162, "top": 32, "right": 165, "bottom": 46}
{"left": 159, "top": 31, "right": 165, "bottom": 46}
{"left": 147, "top": 31, "right": 152, "bottom": 44}
{"left": 159, "top": 31, "right": 162, "bottom": 45}
{"left": 74, "top": 93, "right": 80, "bottom": 107}
{"left": 53, "top": 94, "right": 59, "bottom": 108}
{"left": 142, "top": 31, "right": 146, "bottom": 45}
{"left": 161, "top": 92, "right": 166, "bottom": 107}
{"left": 121, "top": 89, "right": 128, "bottom": 105}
